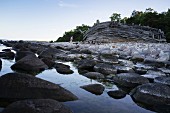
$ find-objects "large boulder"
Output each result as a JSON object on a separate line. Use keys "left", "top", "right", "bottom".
{"left": 130, "top": 83, "right": 170, "bottom": 112}
{"left": 1, "top": 99, "right": 73, "bottom": 113}
{"left": 0, "top": 73, "right": 78, "bottom": 106}
{"left": 11, "top": 55, "right": 48, "bottom": 73}
{"left": 112, "top": 73, "right": 149, "bottom": 88}
{"left": 83, "top": 72, "right": 104, "bottom": 79}
{"left": 80, "top": 84, "right": 105, "bottom": 95}
{"left": 41, "top": 58, "right": 55, "bottom": 69}
{"left": 15, "top": 51, "right": 36, "bottom": 61}
{"left": 94, "top": 63, "right": 117, "bottom": 75}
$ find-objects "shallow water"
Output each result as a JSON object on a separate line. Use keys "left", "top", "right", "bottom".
{"left": 0, "top": 45, "right": 154, "bottom": 113}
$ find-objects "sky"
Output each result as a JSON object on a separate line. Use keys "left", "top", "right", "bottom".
{"left": 0, "top": 0, "right": 169, "bottom": 41}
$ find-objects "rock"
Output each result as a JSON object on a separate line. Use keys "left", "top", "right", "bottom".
{"left": 133, "top": 63, "right": 154, "bottom": 74}
{"left": 115, "top": 65, "right": 134, "bottom": 73}
{"left": 38, "top": 48, "right": 64, "bottom": 59}
{"left": 158, "top": 68, "right": 170, "bottom": 76}
{"left": 15, "top": 51, "right": 36, "bottom": 61}
{"left": 119, "top": 59, "right": 134, "bottom": 68}
{"left": 83, "top": 72, "right": 104, "bottom": 79}
{"left": 2, "top": 49, "right": 11, "bottom": 52}
{"left": 99, "top": 53, "right": 118, "bottom": 64}
{"left": 0, "top": 52, "right": 15, "bottom": 60}
{"left": 79, "top": 49, "right": 92, "bottom": 54}
{"left": 77, "top": 59, "right": 97, "bottom": 71}
{"left": 80, "top": 84, "right": 105, "bottom": 95}
{"left": 113, "top": 73, "right": 149, "bottom": 88}
{"left": 141, "top": 70, "right": 166, "bottom": 81}
{"left": 55, "top": 63, "right": 73, "bottom": 74}
{"left": 131, "top": 55, "right": 145, "bottom": 62}
{"left": 0, "top": 59, "right": 2, "bottom": 70}
{"left": 41, "top": 58, "right": 55, "bottom": 69}
{"left": 0, "top": 73, "right": 78, "bottom": 106}
{"left": 11, "top": 55, "right": 48, "bottom": 74}
{"left": 154, "top": 77, "right": 170, "bottom": 86}
{"left": 130, "top": 83, "right": 170, "bottom": 111}
{"left": 1, "top": 99, "right": 73, "bottom": 113}
{"left": 94, "top": 63, "right": 117, "bottom": 75}
{"left": 144, "top": 58, "right": 165, "bottom": 67}
{"left": 83, "top": 21, "right": 164, "bottom": 43}
{"left": 78, "top": 69, "right": 89, "bottom": 75}
{"left": 107, "top": 90, "right": 126, "bottom": 99}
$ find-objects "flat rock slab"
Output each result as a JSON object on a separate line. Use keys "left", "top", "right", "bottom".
{"left": 113, "top": 73, "right": 149, "bottom": 88}
{"left": 0, "top": 73, "right": 78, "bottom": 106}
{"left": 11, "top": 55, "right": 48, "bottom": 74}
{"left": 80, "top": 84, "right": 105, "bottom": 95}
{"left": 130, "top": 83, "right": 170, "bottom": 107}
{"left": 1, "top": 99, "right": 73, "bottom": 113}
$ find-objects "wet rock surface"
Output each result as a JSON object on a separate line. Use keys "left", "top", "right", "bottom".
{"left": 15, "top": 51, "right": 36, "bottom": 61}
{"left": 55, "top": 63, "right": 74, "bottom": 74}
{"left": 1, "top": 99, "right": 73, "bottom": 113}
{"left": 0, "top": 51, "right": 15, "bottom": 60}
{"left": 130, "top": 83, "right": 170, "bottom": 112}
{"left": 0, "top": 72, "right": 78, "bottom": 106}
{"left": 113, "top": 73, "right": 149, "bottom": 88}
{"left": 80, "top": 84, "right": 105, "bottom": 95}
{"left": 94, "top": 63, "right": 117, "bottom": 75}
{"left": 107, "top": 90, "right": 127, "bottom": 99}
{"left": 154, "top": 77, "right": 170, "bottom": 86}
{"left": 11, "top": 55, "right": 48, "bottom": 74}
{"left": 77, "top": 59, "right": 97, "bottom": 70}
{"left": 83, "top": 72, "right": 105, "bottom": 79}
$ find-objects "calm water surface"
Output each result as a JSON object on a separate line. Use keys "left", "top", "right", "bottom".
{"left": 0, "top": 45, "right": 154, "bottom": 113}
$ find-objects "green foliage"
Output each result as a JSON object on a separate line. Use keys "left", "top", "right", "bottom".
{"left": 126, "top": 8, "right": 170, "bottom": 42}
{"left": 110, "top": 13, "right": 121, "bottom": 22}
{"left": 56, "top": 24, "right": 90, "bottom": 42}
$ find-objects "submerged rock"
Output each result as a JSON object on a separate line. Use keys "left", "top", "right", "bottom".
{"left": 0, "top": 73, "right": 78, "bottom": 106}
{"left": 94, "top": 63, "right": 117, "bottom": 75}
{"left": 80, "top": 84, "right": 105, "bottom": 95}
{"left": 113, "top": 73, "right": 149, "bottom": 88}
{"left": 11, "top": 55, "right": 48, "bottom": 74}
{"left": 83, "top": 72, "right": 104, "bottom": 79}
{"left": 107, "top": 90, "right": 127, "bottom": 99}
{"left": 1, "top": 99, "right": 73, "bottom": 113}
{"left": 130, "top": 83, "right": 170, "bottom": 108}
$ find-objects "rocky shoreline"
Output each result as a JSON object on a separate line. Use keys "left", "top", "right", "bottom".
{"left": 0, "top": 40, "right": 170, "bottom": 113}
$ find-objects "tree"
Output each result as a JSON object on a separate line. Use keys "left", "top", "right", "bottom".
{"left": 110, "top": 13, "right": 121, "bottom": 22}
{"left": 56, "top": 24, "right": 90, "bottom": 42}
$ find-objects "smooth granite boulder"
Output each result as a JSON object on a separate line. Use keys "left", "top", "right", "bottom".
{"left": 112, "top": 73, "right": 149, "bottom": 88}
{"left": 11, "top": 55, "right": 48, "bottom": 73}
{"left": 80, "top": 84, "right": 105, "bottom": 95}
{"left": 0, "top": 73, "right": 78, "bottom": 106}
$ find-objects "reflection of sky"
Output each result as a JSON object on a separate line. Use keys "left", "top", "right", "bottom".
{"left": 0, "top": 0, "right": 169, "bottom": 41}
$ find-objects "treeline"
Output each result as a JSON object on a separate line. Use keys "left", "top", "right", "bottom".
{"left": 55, "top": 8, "right": 170, "bottom": 42}
{"left": 125, "top": 8, "right": 170, "bottom": 42}
{"left": 55, "top": 24, "right": 90, "bottom": 42}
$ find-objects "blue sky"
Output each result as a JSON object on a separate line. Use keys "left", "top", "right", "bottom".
{"left": 0, "top": 0, "right": 169, "bottom": 41}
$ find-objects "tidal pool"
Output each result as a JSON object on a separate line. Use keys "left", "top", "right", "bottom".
{"left": 0, "top": 45, "right": 154, "bottom": 113}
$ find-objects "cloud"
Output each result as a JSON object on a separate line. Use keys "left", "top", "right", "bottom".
{"left": 58, "top": 0, "right": 78, "bottom": 8}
